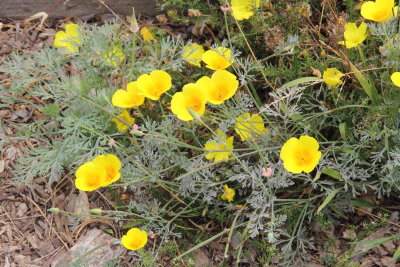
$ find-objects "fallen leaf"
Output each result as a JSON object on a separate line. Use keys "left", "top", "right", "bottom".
{"left": 156, "top": 14, "right": 168, "bottom": 24}
{"left": 188, "top": 9, "right": 202, "bottom": 17}
{"left": 343, "top": 229, "right": 357, "bottom": 240}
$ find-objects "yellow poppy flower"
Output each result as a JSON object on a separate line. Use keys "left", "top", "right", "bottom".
{"left": 205, "top": 130, "right": 234, "bottom": 162}
{"left": 137, "top": 70, "right": 172, "bottom": 100}
{"left": 234, "top": 112, "right": 268, "bottom": 141}
{"left": 104, "top": 46, "right": 125, "bottom": 67}
{"left": 141, "top": 27, "right": 155, "bottom": 41}
{"left": 121, "top": 228, "right": 148, "bottom": 250}
{"left": 92, "top": 154, "right": 121, "bottom": 186}
{"left": 202, "top": 47, "right": 233, "bottom": 70}
{"left": 361, "top": 0, "right": 398, "bottom": 22}
{"left": 54, "top": 23, "right": 82, "bottom": 53}
{"left": 112, "top": 109, "right": 135, "bottom": 131}
{"left": 182, "top": 43, "right": 205, "bottom": 67}
{"left": 112, "top": 81, "right": 145, "bottom": 108}
{"left": 170, "top": 83, "right": 207, "bottom": 121}
{"left": 197, "top": 70, "right": 239, "bottom": 105}
{"left": 280, "top": 136, "right": 322, "bottom": 174}
{"left": 231, "top": 0, "right": 261, "bottom": 20}
{"left": 221, "top": 184, "right": 235, "bottom": 202}
{"left": 322, "top": 68, "right": 344, "bottom": 87}
{"left": 75, "top": 162, "right": 107, "bottom": 191}
{"left": 338, "top": 22, "right": 368, "bottom": 49}
{"left": 390, "top": 72, "right": 400, "bottom": 87}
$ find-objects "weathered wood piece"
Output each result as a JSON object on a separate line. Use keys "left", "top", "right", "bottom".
{"left": 0, "top": 0, "right": 157, "bottom": 19}
{"left": 51, "top": 229, "right": 124, "bottom": 266}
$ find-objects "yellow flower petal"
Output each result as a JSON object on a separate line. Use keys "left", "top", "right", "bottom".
{"left": 322, "top": 68, "right": 344, "bottom": 87}
{"left": 279, "top": 137, "right": 299, "bottom": 161}
{"left": 182, "top": 43, "right": 205, "bottom": 67}
{"left": 65, "top": 23, "right": 80, "bottom": 40}
{"left": 141, "top": 27, "right": 155, "bottom": 41}
{"left": 104, "top": 46, "right": 125, "bottom": 67}
{"left": 137, "top": 70, "right": 172, "bottom": 100}
{"left": 391, "top": 72, "right": 400, "bottom": 87}
{"left": 221, "top": 184, "right": 235, "bottom": 202}
{"left": 112, "top": 109, "right": 135, "bottom": 131}
{"left": 340, "top": 22, "right": 368, "bottom": 49}
{"left": 298, "top": 135, "right": 320, "bottom": 152}
{"left": 280, "top": 136, "right": 322, "bottom": 174}
{"left": 121, "top": 228, "right": 148, "bottom": 250}
{"left": 234, "top": 112, "right": 268, "bottom": 141}
{"left": 112, "top": 81, "right": 145, "bottom": 108}
{"left": 361, "top": 0, "right": 396, "bottom": 22}
{"left": 75, "top": 162, "right": 107, "bottom": 191}
{"left": 171, "top": 83, "right": 207, "bottom": 121}
{"left": 92, "top": 154, "right": 121, "bottom": 186}
{"left": 197, "top": 70, "right": 239, "bottom": 105}
{"left": 54, "top": 31, "right": 67, "bottom": 48}
{"left": 231, "top": 0, "right": 261, "bottom": 20}
{"left": 202, "top": 47, "right": 233, "bottom": 70}
{"left": 204, "top": 132, "right": 234, "bottom": 162}
{"left": 54, "top": 23, "right": 81, "bottom": 53}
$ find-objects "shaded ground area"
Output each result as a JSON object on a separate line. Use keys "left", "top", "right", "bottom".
{"left": 1, "top": 13, "right": 399, "bottom": 267}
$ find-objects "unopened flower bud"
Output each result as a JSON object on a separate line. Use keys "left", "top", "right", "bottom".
{"left": 48, "top": 207, "right": 60, "bottom": 214}
{"left": 89, "top": 208, "right": 103, "bottom": 215}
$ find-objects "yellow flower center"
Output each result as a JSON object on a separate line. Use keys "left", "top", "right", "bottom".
{"left": 187, "top": 98, "right": 202, "bottom": 112}
{"left": 295, "top": 149, "right": 312, "bottom": 166}
{"left": 86, "top": 175, "right": 100, "bottom": 188}
{"left": 105, "top": 166, "right": 115, "bottom": 181}
{"left": 374, "top": 8, "right": 389, "bottom": 20}
{"left": 129, "top": 239, "right": 142, "bottom": 249}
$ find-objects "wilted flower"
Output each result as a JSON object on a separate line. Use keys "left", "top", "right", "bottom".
{"left": 390, "top": 72, "right": 400, "bottom": 87}
{"left": 92, "top": 154, "right": 121, "bottom": 186}
{"left": 361, "top": 0, "right": 398, "bottom": 22}
{"left": 108, "top": 138, "right": 115, "bottom": 146}
{"left": 112, "top": 81, "right": 145, "bottom": 108}
{"left": 202, "top": 47, "right": 233, "bottom": 70}
{"left": 220, "top": 6, "right": 231, "bottom": 13}
{"left": 280, "top": 136, "right": 322, "bottom": 174}
{"left": 141, "top": 27, "right": 155, "bottom": 41}
{"left": 148, "top": 231, "right": 155, "bottom": 239}
{"left": 137, "top": 70, "right": 172, "bottom": 100}
{"left": 231, "top": 0, "right": 261, "bottom": 21}
{"left": 121, "top": 228, "right": 148, "bottom": 250}
{"left": 197, "top": 70, "right": 239, "bottom": 105}
{"left": 205, "top": 130, "right": 234, "bottom": 162}
{"left": 112, "top": 109, "right": 135, "bottom": 132}
{"left": 75, "top": 162, "right": 107, "bottom": 191}
{"left": 131, "top": 124, "right": 139, "bottom": 133}
{"left": 262, "top": 167, "right": 273, "bottom": 177}
{"left": 54, "top": 23, "right": 81, "bottom": 53}
{"left": 322, "top": 68, "right": 344, "bottom": 87}
{"left": 182, "top": 43, "right": 205, "bottom": 67}
{"left": 234, "top": 112, "right": 268, "bottom": 141}
{"left": 339, "top": 22, "right": 368, "bottom": 49}
{"left": 171, "top": 83, "right": 207, "bottom": 121}
{"left": 221, "top": 184, "right": 235, "bottom": 202}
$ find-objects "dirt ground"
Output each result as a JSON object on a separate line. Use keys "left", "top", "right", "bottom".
{"left": 1, "top": 12, "right": 399, "bottom": 267}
